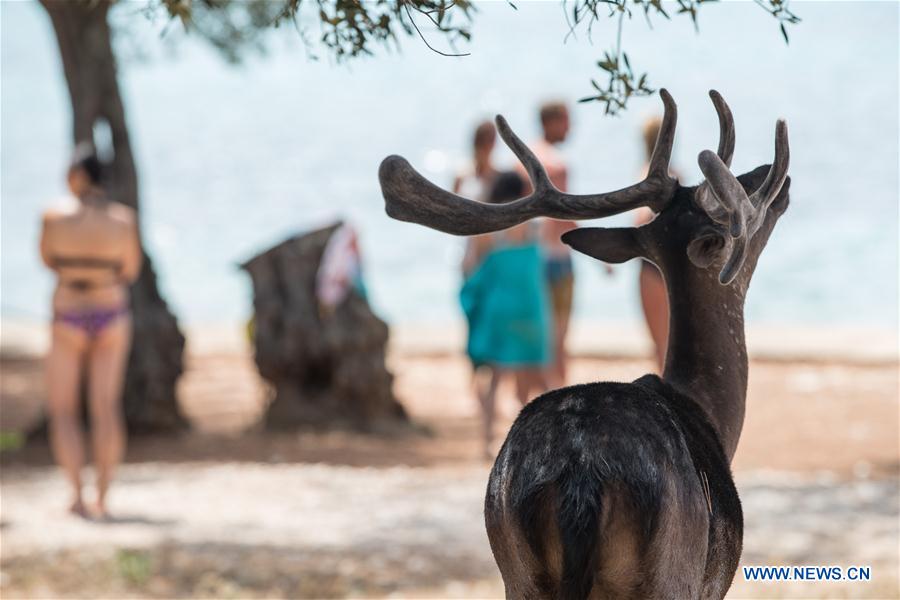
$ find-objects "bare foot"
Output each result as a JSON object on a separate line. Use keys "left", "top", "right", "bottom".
{"left": 92, "top": 500, "right": 110, "bottom": 521}
{"left": 69, "top": 499, "right": 90, "bottom": 519}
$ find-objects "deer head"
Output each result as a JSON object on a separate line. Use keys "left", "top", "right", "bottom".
{"left": 378, "top": 89, "right": 790, "bottom": 288}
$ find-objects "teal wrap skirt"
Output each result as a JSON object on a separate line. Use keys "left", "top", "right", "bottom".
{"left": 460, "top": 243, "right": 553, "bottom": 368}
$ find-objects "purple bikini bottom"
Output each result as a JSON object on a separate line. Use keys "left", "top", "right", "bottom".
{"left": 55, "top": 305, "right": 129, "bottom": 337}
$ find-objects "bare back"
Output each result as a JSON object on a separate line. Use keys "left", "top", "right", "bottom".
{"left": 40, "top": 197, "right": 142, "bottom": 311}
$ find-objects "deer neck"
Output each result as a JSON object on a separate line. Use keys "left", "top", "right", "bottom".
{"left": 662, "top": 270, "right": 748, "bottom": 462}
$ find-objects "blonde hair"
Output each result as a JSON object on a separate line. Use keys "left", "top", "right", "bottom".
{"left": 642, "top": 116, "right": 663, "bottom": 160}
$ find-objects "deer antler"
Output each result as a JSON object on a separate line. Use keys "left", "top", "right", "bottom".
{"left": 697, "top": 118, "right": 790, "bottom": 284}
{"left": 378, "top": 89, "right": 679, "bottom": 236}
{"left": 694, "top": 90, "right": 738, "bottom": 230}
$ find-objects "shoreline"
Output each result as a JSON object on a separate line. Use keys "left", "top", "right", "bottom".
{"left": 2, "top": 318, "right": 897, "bottom": 364}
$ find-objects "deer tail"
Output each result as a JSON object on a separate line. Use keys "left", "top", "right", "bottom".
{"left": 556, "top": 466, "right": 603, "bottom": 600}
{"left": 516, "top": 466, "right": 604, "bottom": 600}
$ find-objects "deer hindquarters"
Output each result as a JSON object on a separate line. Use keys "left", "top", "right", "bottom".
{"left": 483, "top": 379, "right": 743, "bottom": 600}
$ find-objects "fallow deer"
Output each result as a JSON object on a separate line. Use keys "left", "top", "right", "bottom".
{"left": 378, "top": 89, "right": 790, "bottom": 600}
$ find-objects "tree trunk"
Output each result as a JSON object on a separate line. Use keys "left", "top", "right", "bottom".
{"left": 241, "top": 224, "right": 410, "bottom": 432}
{"left": 39, "top": 0, "right": 186, "bottom": 432}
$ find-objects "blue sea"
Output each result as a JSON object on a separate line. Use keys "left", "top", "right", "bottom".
{"left": 2, "top": 1, "right": 897, "bottom": 329}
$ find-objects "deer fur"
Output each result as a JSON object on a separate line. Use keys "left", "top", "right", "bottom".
{"left": 378, "top": 90, "right": 790, "bottom": 599}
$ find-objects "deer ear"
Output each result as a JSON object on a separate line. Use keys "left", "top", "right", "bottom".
{"left": 686, "top": 230, "right": 727, "bottom": 268}
{"left": 561, "top": 227, "right": 644, "bottom": 263}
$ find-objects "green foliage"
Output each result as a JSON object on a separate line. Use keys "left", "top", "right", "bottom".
{"left": 569, "top": 0, "right": 800, "bottom": 114}
{"left": 157, "top": 0, "right": 799, "bottom": 114}
{"left": 155, "top": 0, "right": 296, "bottom": 63}
{"left": 0, "top": 431, "right": 24, "bottom": 453}
{"left": 116, "top": 549, "right": 153, "bottom": 586}
{"left": 581, "top": 49, "right": 653, "bottom": 115}
{"left": 298, "top": 0, "right": 474, "bottom": 59}
{"left": 754, "top": 0, "right": 802, "bottom": 43}
{"left": 154, "top": 0, "right": 473, "bottom": 63}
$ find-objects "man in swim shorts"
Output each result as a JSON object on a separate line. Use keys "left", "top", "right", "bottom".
{"left": 521, "top": 101, "right": 577, "bottom": 387}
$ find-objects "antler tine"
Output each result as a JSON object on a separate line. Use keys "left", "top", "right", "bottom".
{"left": 749, "top": 120, "right": 789, "bottom": 212}
{"left": 717, "top": 235, "right": 748, "bottom": 286}
{"left": 696, "top": 117, "right": 790, "bottom": 284}
{"left": 698, "top": 150, "right": 748, "bottom": 239}
{"left": 744, "top": 119, "right": 790, "bottom": 239}
{"left": 697, "top": 151, "right": 748, "bottom": 207}
{"left": 697, "top": 151, "right": 752, "bottom": 283}
{"left": 495, "top": 115, "right": 554, "bottom": 196}
{"left": 695, "top": 90, "right": 738, "bottom": 228}
{"left": 709, "top": 90, "right": 735, "bottom": 167}
{"left": 378, "top": 89, "right": 678, "bottom": 237}
{"left": 646, "top": 88, "right": 678, "bottom": 183}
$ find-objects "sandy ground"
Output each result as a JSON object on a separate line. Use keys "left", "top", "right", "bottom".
{"left": 1, "top": 350, "right": 898, "bottom": 598}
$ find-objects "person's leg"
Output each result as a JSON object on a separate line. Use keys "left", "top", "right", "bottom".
{"left": 478, "top": 368, "right": 501, "bottom": 460}
{"left": 552, "top": 274, "right": 574, "bottom": 387}
{"left": 533, "top": 368, "right": 551, "bottom": 397}
{"left": 640, "top": 264, "right": 670, "bottom": 372}
{"left": 514, "top": 371, "right": 526, "bottom": 406}
{"left": 514, "top": 370, "right": 534, "bottom": 406}
{"left": 86, "top": 315, "right": 131, "bottom": 516}
{"left": 516, "top": 369, "right": 550, "bottom": 407}
{"left": 474, "top": 366, "right": 493, "bottom": 410}
{"left": 546, "top": 288, "right": 562, "bottom": 389}
{"left": 46, "top": 321, "right": 89, "bottom": 516}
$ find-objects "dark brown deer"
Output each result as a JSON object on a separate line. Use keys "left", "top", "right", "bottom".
{"left": 378, "top": 89, "right": 790, "bottom": 600}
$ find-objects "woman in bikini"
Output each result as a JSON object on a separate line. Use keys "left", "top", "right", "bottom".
{"left": 40, "top": 144, "right": 142, "bottom": 518}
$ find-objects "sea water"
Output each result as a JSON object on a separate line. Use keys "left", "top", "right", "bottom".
{"left": 1, "top": 1, "right": 897, "bottom": 329}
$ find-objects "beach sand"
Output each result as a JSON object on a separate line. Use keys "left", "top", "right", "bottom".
{"left": 1, "top": 332, "right": 898, "bottom": 598}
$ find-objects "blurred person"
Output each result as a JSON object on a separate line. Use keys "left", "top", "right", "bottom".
{"left": 518, "top": 101, "right": 578, "bottom": 387}
{"left": 634, "top": 116, "right": 672, "bottom": 372}
{"left": 39, "top": 143, "right": 142, "bottom": 518}
{"left": 460, "top": 172, "right": 552, "bottom": 459}
{"left": 454, "top": 120, "right": 498, "bottom": 275}
{"left": 316, "top": 222, "right": 368, "bottom": 316}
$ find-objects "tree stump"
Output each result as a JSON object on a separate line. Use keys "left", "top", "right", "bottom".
{"left": 240, "top": 223, "right": 408, "bottom": 431}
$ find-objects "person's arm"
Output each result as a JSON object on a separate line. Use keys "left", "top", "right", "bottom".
{"left": 463, "top": 234, "right": 493, "bottom": 274}
{"left": 552, "top": 165, "right": 569, "bottom": 193}
{"left": 119, "top": 214, "right": 143, "bottom": 284}
{"left": 39, "top": 213, "right": 55, "bottom": 270}
{"left": 462, "top": 238, "right": 477, "bottom": 274}
{"left": 634, "top": 206, "right": 655, "bottom": 226}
